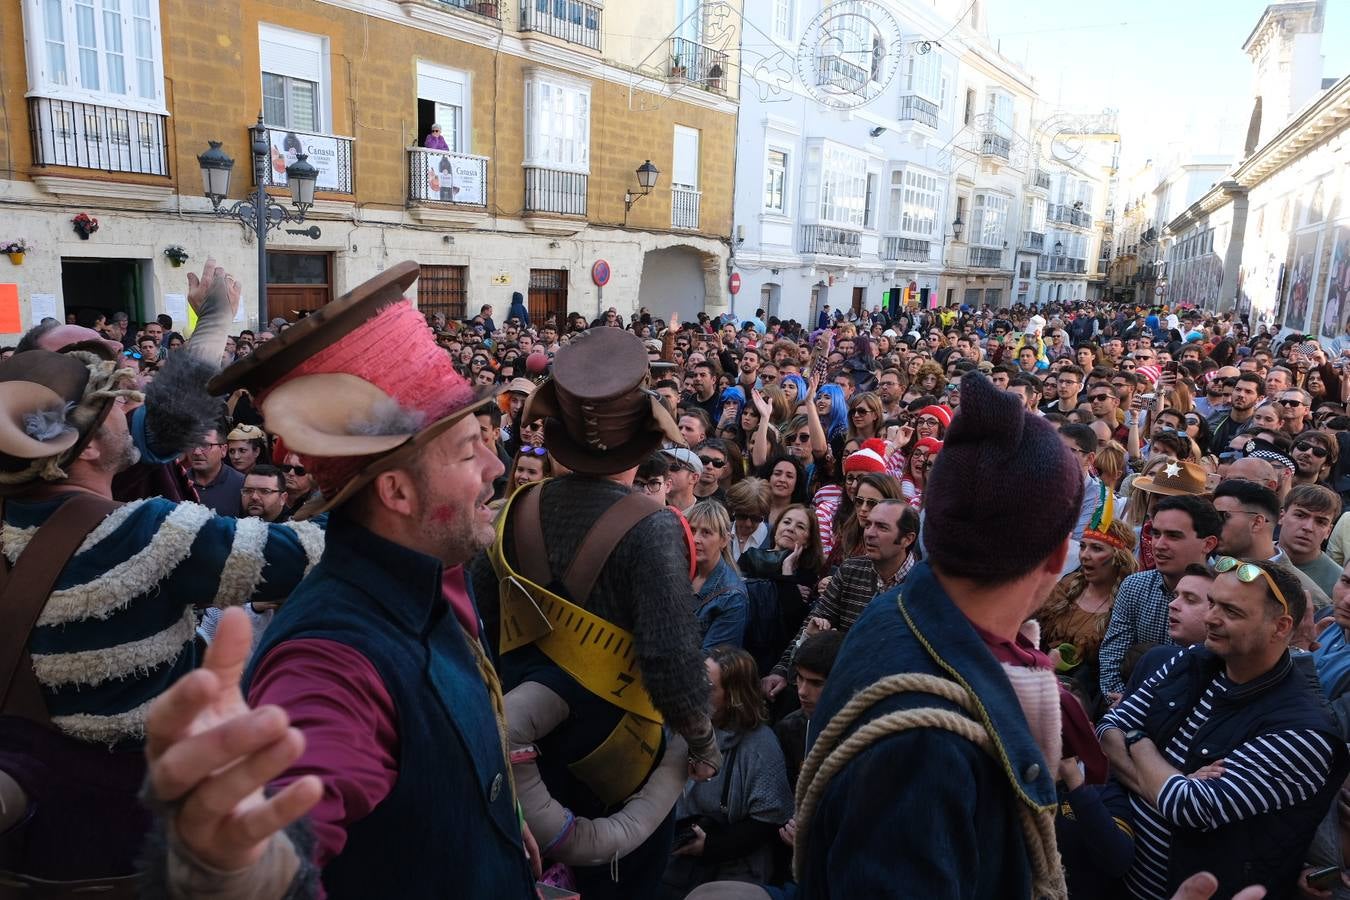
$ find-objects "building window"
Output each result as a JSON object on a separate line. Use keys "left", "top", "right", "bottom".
{"left": 1018, "top": 261, "right": 1032, "bottom": 279}
{"left": 969, "top": 192, "right": 1009, "bottom": 248}
{"left": 764, "top": 148, "right": 787, "bottom": 212}
{"left": 986, "top": 90, "right": 1013, "bottom": 135}
{"left": 772, "top": 0, "right": 793, "bottom": 41}
{"left": 672, "top": 125, "right": 700, "bottom": 228}
{"left": 416, "top": 61, "right": 468, "bottom": 153}
{"left": 528, "top": 269, "right": 569, "bottom": 325}
{"left": 524, "top": 71, "right": 590, "bottom": 173}
{"left": 984, "top": 288, "right": 1001, "bottom": 306}
{"left": 899, "top": 169, "right": 939, "bottom": 236}
{"left": 939, "top": 71, "right": 950, "bottom": 111}
{"left": 863, "top": 172, "right": 878, "bottom": 229}
{"left": 963, "top": 88, "right": 976, "bottom": 125}
{"left": 260, "top": 24, "right": 326, "bottom": 132}
{"left": 23, "top": 0, "right": 166, "bottom": 110}
{"left": 816, "top": 143, "right": 868, "bottom": 228}
{"left": 418, "top": 264, "right": 468, "bottom": 320}
{"left": 903, "top": 50, "right": 941, "bottom": 103}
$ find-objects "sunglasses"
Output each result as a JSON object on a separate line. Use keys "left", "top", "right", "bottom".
{"left": 1277, "top": 398, "right": 1304, "bottom": 407}
{"left": 1294, "top": 441, "right": 1330, "bottom": 458}
{"left": 278, "top": 463, "right": 307, "bottom": 476}
{"left": 786, "top": 432, "right": 812, "bottom": 444}
{"left": 699, "top": 456, "right": 728, "bottom": 469}
{"left": 1088, "top": 394, "right": 1112, "bottom": 402}
{"left": 519, "top": 446, "right": 548, "bottom": 457}
{"left": 1213, "top": 556, "right": 1289, "bottom": 617}
{"left": 850, "top": 408, "right": 872, "bottom": 416}
{"left": 732, "top": 511, "right": 761, "bottom": 522}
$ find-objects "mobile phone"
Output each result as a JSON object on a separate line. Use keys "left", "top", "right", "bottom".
{"left": 1164, "top": 361, "right": 1179, "bottom": 376}
{"left": 1306, "top": 865, "right": 1341, "bottom": 890}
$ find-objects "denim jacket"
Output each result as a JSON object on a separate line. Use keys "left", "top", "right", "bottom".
{"left": 696, "top": 557, "right": 749, "bottom": 651}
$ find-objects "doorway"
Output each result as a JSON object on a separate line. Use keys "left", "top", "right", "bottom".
{"left": 528, "top": 269, "right": 568, "bottom": 326}
{"left": 61, "top": 257, "right": 147, "bottom": 327}
{"left": 266, "top": 251, "right": 332, "bottom": 322}
{"left": 851, "top": 286, "right": 865, "bottom": 317}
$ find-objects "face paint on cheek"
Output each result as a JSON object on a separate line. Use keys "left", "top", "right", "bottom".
{"left": 429, "top": 504, "right": 457, "bottom": 526}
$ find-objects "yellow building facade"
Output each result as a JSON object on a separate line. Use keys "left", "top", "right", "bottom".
{"left": 0, "top": 0, "right": 740, "bottom": 336}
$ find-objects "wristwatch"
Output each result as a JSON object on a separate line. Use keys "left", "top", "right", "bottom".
{"left": 1124, "top": 728, "right": 1148, "bottom": 748}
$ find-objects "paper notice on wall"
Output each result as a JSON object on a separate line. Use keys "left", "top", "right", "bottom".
{"left": 0, "top": 285, "right": 21, "bottom": 333}
{"left": 29, "top": 293, "right": 59, "bottom": 324}
{"left": 234, "top": 299, "right": 247, "bottom": 323}
{"left": 164, "top": 293, "right": 188, "bottom": 331}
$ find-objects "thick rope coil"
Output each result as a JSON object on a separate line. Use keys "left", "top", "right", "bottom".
{"left": 792, "top": 672, "right": 1067, "bottom": 900}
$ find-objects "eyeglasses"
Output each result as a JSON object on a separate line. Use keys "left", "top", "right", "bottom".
{"left": 856, "top": 497, "right": 882, "bottom": 510}
{"left": 194, "top": 442, "right": 226, "bottom": 450}
{"left": 850, "top": 408, "right": 872, "bottom": 417}
{"left": 240, "top": 487, "right": 283, "bottom": 497}
{"left": 632, "top": 479, "right": 666, "bottom": 493}
{"left": 732, "top": 511, "right": 761, "bottom": 522}
{"left": 1217, "top": 509, "right": 1261, "bottom": 523}
{"left": 844, "top": 472, "right": 864, "bottom": 484}
{"left": 278, "top": 463, "right": 306, "bottom": 476}
{"left": 916, "top": 417, "right": 941, "bottom": 427}
{"left": 1294, "top": 441, "right": 1330, "bottom": 458}
{"left": 1213, "top": 556, "right": 1290, "bottom": 617}
{"left": 699, "top": 456, "right": 728, "bottom": 469}
{"left": 787, "top": 432, "right": 812, "bottom": 444}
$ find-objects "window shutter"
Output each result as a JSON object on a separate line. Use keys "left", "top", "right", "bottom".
{"left": 672, "top": 126, "right": 699, "bottom": 188}
{"left": 259, "top": 25, "right": 323, "bottom": 83}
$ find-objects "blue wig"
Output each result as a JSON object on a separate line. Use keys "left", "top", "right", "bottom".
{"left": 719, "top": 386, "right": 746, "bottom": 422}
{"left": 781, "top": 374, "right": 809, "bottom": 409}
{"left": 814, "top": 383, "right": 848, "bottom": 439}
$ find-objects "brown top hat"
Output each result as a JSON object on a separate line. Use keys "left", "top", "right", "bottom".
{"left": 211, "top": 261, "right": 498, "bottom": 518}
{"left": 1132, "top": 459, "right": 1209, "bottom": 496}
{"left": 522, "top": 328, "right": 683, "bottom": 476}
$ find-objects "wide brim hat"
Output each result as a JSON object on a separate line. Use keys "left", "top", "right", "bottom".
{"left": 522, "top": 328, "right": 683, "bottom": 476}
{"left": 1132, "top": 459, "right": 1209, "bottom": 496}
{"left": 210, "top": 261, "right": 498, "bottom": 518}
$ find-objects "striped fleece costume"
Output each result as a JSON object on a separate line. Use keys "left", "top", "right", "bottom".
{"left": 4, "top": 494, "right": 324, "bottom": 746}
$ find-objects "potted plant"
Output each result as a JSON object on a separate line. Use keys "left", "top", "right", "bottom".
{"left": 72, "top": 213, "right": 99, "bottom": 240}
{"left": 670, "top": 55, "right": 687, "bottom": 79}
{"left": 165, "top": 245, "right": 190, "bottom": 268}
{"left": 1, "top": 239, "right": 30, "bottom": 265}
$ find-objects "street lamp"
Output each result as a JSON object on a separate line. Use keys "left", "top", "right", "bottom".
{"left": 951, "top": 215, "right": 964, "bottom": 241}
{"left": 198, "top": 114, "right": 320, "bottom": 326}
{"left": 624, "top": 160, "right": 661, "bottom": 223}
{"left": 1053, "top": 240, "right": 1064, "bottom": 255}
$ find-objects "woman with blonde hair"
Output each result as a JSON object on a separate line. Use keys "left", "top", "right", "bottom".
{"left": 688, "top": 500, "right": 749, "bottom": 651}
{"left": 1035, "top": 491, "right": 1138, "bottom": 713}
{"left": 1093, "top": 440, "right": 1127, "bottom": 497}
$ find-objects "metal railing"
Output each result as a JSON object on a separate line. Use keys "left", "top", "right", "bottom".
{"left": 881, "top": 236, "right": 930, "bottom": 262}
{"left": 260, "top": 127, "right": 354, "bottom": 194}
{"left": 815, "top": 54, "right": 868, "bottom": 93}
{"left": 800, "top": 225, "right": 861, "bottom": 258}
{"left": 524, "top": 166, "right": 587, "bottom": 216}
{"left": 28, "top": 97, "right": 169, "bottom": 176}
{"left": 979, "top": 132, "right": 1011, "bottom": 160}
{"left": 1021, "top": 231, "right": 1044, "bottom": 252}
{"left": 1047, "top": 204, "right": 1091, "bottom": 228}
{"left": 968, "top": 247, "right": 1004, "bottom": 268}
{"left": 519, "top": 0, "right": 601, "bottom": 49}
{"left": 1033, "top": 170, "right": 1051, "bottom": 190}
{"left": 899, "top": 95, "right": 939, "bottom": 128}
{"left": 1040, "top": 255, "right": 1088, "bottom": 274}
{"left": 669, "top": 37, "right": 728, "bottom": 94}
{"left": 433, "top": 0, "right": 502, "bottom": 21}
{"left": 408, "top": 148, "right": 488, "bottom": 207}
{"left": 671, "top": 187, "right": 700, "bottom": 229}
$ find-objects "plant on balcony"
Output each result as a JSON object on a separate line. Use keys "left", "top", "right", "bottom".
{"left": 1, "top": 238, "right": 31, "bottom": 264}
{"left": 72, "top": 213, "right": 99, "bottom": 240}
{"left": 164, "top": 245, "right": 190, "bottom": 268}
{"left": 670, "top": 56, "right": 687, "bottom": 79}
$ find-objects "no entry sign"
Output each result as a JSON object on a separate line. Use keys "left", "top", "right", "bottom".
{"left": 729, "top": 272, "right": 741, "bottom": 295}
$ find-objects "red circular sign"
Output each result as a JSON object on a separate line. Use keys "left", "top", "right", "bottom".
{"left": 729, "top": 272, "right": 742, "bottom": 295}
{"left": 592, "top": 259, "right": 611, "bottom": 287}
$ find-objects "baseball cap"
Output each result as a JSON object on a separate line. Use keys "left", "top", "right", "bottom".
{"left": 661, "top": 447, "right": 703, "bottom": 476}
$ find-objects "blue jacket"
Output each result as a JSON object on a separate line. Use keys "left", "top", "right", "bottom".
{"left": 245, "top": 513, "right": 535, "bottom": 899}
{"left": 798, "top": 562, "right": 1058, "bottom": 899}
{"left": 697, "top": 558, "right": 749, "bottom": 651}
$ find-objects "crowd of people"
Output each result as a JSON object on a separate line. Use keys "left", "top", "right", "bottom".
{"left": 6, "top": 258, "right": 1350, "bottom": 900}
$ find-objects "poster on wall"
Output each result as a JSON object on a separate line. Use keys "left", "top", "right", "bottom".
{"left": 1322, "top": 226, "right": 1350, "bottom": 340}
{"left": 1282, "top": 233, "right": 1319, "bottom": 333}
{"left": 267, "top": 130, "right": 343, "bottom": 192}
{"left": 419, "top": 153, "right": 485, "bottom": 205}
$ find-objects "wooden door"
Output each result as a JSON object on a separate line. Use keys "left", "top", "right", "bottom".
{"left": 265, "top": 252, "right": 331, "bottom": 322}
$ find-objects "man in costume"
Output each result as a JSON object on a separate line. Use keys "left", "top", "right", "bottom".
{"left": 142, "top": 262, "right": 538, "bottom": 898}
{"left": 471, "top": 326, "right": 721, "bottom": 899}
{"left": 0, "top": 269, "right": 322, "bottom": 894}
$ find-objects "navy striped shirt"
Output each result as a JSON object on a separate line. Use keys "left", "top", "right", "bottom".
{"left": 1099, "top": 650, "right": 1337, "bottom": 899}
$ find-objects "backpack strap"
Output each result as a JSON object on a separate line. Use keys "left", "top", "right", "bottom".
{"left": 561, "top": 491, "right": 665, "bottom": 603}
{"left": 0, "top": 493, "right": 121, "bottom": 725}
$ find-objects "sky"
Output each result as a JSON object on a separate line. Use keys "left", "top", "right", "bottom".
{"left": 982, "top": 0, "right": 1350, "bottom": 174}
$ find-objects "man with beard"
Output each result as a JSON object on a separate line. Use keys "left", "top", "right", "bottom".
{"left": 142, "top": 264, "right": 537, "bottom": 898}
{"left": 877, "top": 368, "right": 905, "bottom": 418}
{"left": 1210, "top": 372, "right": 1263, "bottom": 452}
{"left": 242, "top": 465, "right": 290, "bottom": 523}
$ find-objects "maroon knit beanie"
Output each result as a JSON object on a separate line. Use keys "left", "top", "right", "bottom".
{"left": 924, "top": 371, "right": 1083, "bottom": 582}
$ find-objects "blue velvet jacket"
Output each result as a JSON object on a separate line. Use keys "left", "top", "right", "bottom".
{"left": 798, "top": 562, "right": 1059, "bottom": 899}
{"left": 245, "top": 513, "right": 535, "bottom": 899}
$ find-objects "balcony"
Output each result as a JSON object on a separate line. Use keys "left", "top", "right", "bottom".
{"left": 519, "top": 0, "right": 601, "bottom": 50}
{"left": 815, "top": 54, "right": 868, "bottom": 94}
{"left": 898, "top": 95, "right": 939, "bottom": 128}
{"left": 1040, "top": 255, "right": 1088, "bottom": 275}
{"left": 882, "top": 236, "right": 930, "bottom": 262}
{"left": 29, "top": 97, "right": 169, "bottom": 177}
{"left": 524, "top": 166, "right": 587, "bottom": 216}
{"left": 1047, "top": 204, "right": 1092, "bottom": 229}
{"left": 967, "top": 247, "right": 1004, "bottom": 268}
{"left": 1021, "top": 231, "right": 1044, "bottom": 252}
{"left": 669, "top": 37, "right": 728, "bottom": 95}
{"left": 423, "top": 0, "right": 502, "bottom": 21}
{"left": 261, "top": 127, "right": 354, "bottom": 194}
{"left": 800, "top": 225, "right": 861, "bottom": 258}
{"left": 407, "top": 148, "right": 489, "bottom": 226}
{"left": 979, "top": 132, "right": 1011, "bottom": 161}
{"left": 672, "top": 187, "right": 701, "bottom": 229}
{"left": 1032, "top": 170, "right": 1051, "bottom": 191}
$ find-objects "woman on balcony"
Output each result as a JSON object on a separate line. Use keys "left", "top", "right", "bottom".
{"left": 423, "top": 123, "right": 449, "bottom": 150}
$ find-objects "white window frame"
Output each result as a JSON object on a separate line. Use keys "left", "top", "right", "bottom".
{"left": 891, "top": 167, "right": 941, "bottom": 238}
{"left": 813, "top": 141, "right": 868, "bottom": 228}
{"left": 771, "top": 0, "right": 794, "bottom": 42}
{"left": 764, "top": 147, "right": 788, "bottom": 213}
{"left": 986, "top": 89, "right": 1013, "bottom": 136}
{"left": 970, "top": 191, "right": 1010, "bottom": 248}
{"left": 672, "top": 125, "right": 699, "bottom": 189}
{"left": 22, "top": 0, "right": 166, "bottom": 113}
{"left": 417, "top": 60, "right": 470, "bottom": 154}
{"left": 259, "top": 23, "right": 330, "bottom": 133}
{"left": 523, "top": 68, "right": 591, "bottom": 174}
{"left": 903, "top": 50, "right": 941, "bottom": 104}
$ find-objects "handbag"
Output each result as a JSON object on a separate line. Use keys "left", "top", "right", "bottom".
{"left": 737, "top": 547, "right": 790, "bottom": 580}
{"left": 0, "top": 493, "right": 145, "bottom": 899}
